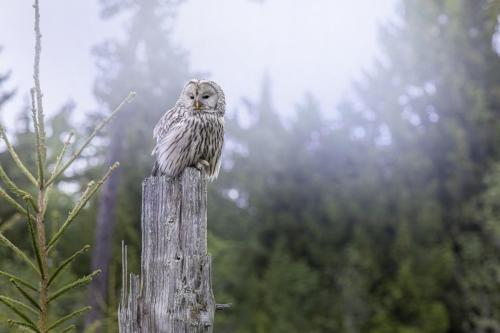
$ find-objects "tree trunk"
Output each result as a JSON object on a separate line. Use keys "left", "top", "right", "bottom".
{"left": 86, "top": 123, "right": 123, "bottom": 329}
{"left": 119, "top": 168, "right": 215, "bottom": 332}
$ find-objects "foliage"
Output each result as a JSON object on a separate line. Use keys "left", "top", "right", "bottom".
{"left": 208, "top": 1, "right": 500, "bottom": 332}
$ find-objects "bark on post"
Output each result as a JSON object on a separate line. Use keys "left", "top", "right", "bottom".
{"left": 119, "top": 168, "right": 215, "bottom": 332}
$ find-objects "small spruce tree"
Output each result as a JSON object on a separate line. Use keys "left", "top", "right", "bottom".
{"left": 0, "top": 1, "right": 135, "bottom": 332}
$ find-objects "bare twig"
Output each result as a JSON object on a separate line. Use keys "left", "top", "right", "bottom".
{"left": 216, "top": 303, "right": 232, "bottom": 310}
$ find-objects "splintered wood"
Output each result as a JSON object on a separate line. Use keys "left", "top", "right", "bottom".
{"left": 119, "top": 168, "right": 215, "bottom": 333}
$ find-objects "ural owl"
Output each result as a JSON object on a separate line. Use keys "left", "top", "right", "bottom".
{"left": 152, "top": 79, "right": 225, "bottom": 180}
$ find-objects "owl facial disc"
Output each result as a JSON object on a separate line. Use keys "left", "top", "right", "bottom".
{"left": 182, "top": 80, "right": 219, "bottom": 112}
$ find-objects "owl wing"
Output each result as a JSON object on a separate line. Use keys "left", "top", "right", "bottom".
{"left": 206, "top": 118, "right": 224, "bottom": 180}
{"left": 153, "top": 106, "right": 185, "bottom": 142}
{"left": 152, "top": 115, "right": 197, "bottom": 177}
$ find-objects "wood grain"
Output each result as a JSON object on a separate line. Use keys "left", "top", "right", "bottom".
{"left": 119, "top": 168, "right": 215, "bottom": 333}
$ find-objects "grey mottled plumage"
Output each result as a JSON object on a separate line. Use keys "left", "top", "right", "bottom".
{"left": 152, "top": 79, "right": 225, "bottom": 180}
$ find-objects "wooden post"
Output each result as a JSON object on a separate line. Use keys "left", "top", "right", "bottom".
{"left": 119, "top": 168, "right": 215, "bottom": 332}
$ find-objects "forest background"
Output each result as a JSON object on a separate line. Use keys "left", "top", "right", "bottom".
{"left": 1, "top": 0, "right": 500, "bottom": 332}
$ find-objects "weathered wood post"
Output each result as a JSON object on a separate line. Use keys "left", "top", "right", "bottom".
{"left": 119, "top": 168, "right": 215, "bottom": 332}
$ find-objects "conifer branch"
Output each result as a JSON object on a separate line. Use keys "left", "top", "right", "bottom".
{"left": 46, "top": 179, "right": 96, "bottom": 252}
{"left": 26, "top": 203, "right": 44, "bottom": 278}
{"left": 45, "top": 91, "right": 135, "bottom": 187}
{"left": 0, "top": 295, "right": 37, "bottom": 315}
{"left": 0, "top": 296, "right": 39, "bottom": 330}
{"left": 48, "top": 245, "right": 90, "bottom": 287}
{"left": 0, "top": 186, "right": 28, "bottom": 216}
{"left": 51, "top": 131, "right": 74, "bottom": 178}
{"left": 0, "top": 270, "right": 37, "bottom": 292}
{"left": 48, "top": 270, "right": 101, "bottom": 303}
{"left": 58, "top": 325, "right": 75, "bottom": 333}
{"left": 0, "top": 232, "right": 39, "bottom": 274}
{"left": 0, "top": 213, "right": 22, "bottom": 233}
{"left": 47, "top": 306, "right": 90, "bottom": 331}
{"left": 0, "top": 164, "right": 37, "bottom": 210}
{"left": 7, "top": 320, "right": 40, "bottom": 333}
{"left": 43, "top": 129, "right": 74, "bottom": 212}
{"left": 46, "top": 163, "right": 119, "bottom": 252}
{"left": 0, "top": 126, "right": 37, "bottom": 186}
{"left": 10, "top": 280, "right": 41, "bottom": 312}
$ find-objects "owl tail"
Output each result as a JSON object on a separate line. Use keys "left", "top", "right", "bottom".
{"left": 151, "top": 161, "right": 160, "bottom": 177}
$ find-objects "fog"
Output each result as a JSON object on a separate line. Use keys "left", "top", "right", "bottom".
{"left": 0, "top": 0, "right": 395, "bottom": 122}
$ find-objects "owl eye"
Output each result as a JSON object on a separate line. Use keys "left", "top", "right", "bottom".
{"left": 190, "top": 95, "right": 195, "bottom": 99}
{"left": 202, "top": 95, "right": 210, "bottom": 99}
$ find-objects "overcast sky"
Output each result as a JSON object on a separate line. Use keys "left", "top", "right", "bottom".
{"left": 0, "top": 0, "right": 396, "bottom": 125}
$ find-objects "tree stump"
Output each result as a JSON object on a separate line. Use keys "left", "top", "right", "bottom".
{"left": 119, "top": 168, "right": 215, "bottom": 332}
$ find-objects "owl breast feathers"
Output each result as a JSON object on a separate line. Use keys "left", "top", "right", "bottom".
{"left": 151, "top": 79, "right": 225, "bottom": 180}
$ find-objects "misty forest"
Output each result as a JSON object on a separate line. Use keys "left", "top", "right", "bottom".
{"left": 1, "top": 0, "right": 500, "bottom": 332}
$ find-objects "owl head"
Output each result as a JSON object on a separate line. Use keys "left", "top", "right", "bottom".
{"left": 179, "top": 79, "right": 225, "bottom": 115}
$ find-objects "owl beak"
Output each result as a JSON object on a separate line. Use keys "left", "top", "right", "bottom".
{"left": 194, "top": 99, "right": 201, "bottom": 111}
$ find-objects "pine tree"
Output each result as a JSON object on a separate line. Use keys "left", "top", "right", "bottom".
{"left": 339, "top": 0, "right": 500, "bottom": 331}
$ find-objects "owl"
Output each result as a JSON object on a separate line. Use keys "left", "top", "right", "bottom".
{"left": 151, "top": 79, "right": 225, "bottom": 180}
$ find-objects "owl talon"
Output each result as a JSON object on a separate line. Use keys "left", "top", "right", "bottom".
{"left": 196, "top": 159, "right": 210, "bottom": 171}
